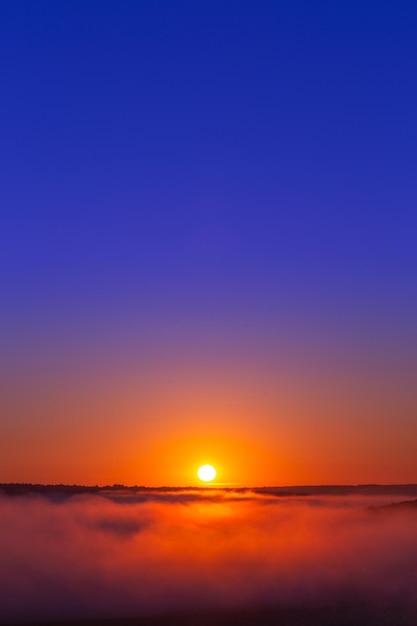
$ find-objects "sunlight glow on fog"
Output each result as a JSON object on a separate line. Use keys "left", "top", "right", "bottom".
{"left": 0, "top": 489, "right": 417, "bottom": 623}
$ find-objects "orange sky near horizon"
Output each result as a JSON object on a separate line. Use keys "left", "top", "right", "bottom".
{"left": 2, "top": 351, "right": 416, "bottom": 486}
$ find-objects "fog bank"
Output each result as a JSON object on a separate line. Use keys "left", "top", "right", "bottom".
{"left": 1, "top": 489, "right": 417, "bottom": 623}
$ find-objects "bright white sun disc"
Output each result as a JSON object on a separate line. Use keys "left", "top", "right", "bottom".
{"left": 197, "top": 464, "right": 217, "bottom": 482}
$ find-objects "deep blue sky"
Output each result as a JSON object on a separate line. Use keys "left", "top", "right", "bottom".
{"left": 2, "top": 0, "right": 416, "bottom": 344}
{"left": 1, "top": 1, "right": 417, "bottom": 483}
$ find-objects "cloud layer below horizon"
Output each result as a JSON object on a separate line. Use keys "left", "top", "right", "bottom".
{"left": 1, "top": 489, "right": 417, "bottom": 623}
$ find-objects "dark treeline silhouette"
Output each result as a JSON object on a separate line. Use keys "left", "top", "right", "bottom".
{"left": 2, "top": 483, "right": 417, "bottom": 498}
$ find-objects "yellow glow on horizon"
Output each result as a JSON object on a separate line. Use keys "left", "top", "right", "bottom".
{"left": 197, "top": 464, "right": 217, "bottom": 482}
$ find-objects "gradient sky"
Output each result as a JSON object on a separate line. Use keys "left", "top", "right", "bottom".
{"left": 1, "top": 0, "right": 417, "bottom": 486}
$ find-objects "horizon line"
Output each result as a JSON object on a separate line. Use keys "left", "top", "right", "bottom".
{"left": 2, "top": 482, "right": 417, "bottom": 489}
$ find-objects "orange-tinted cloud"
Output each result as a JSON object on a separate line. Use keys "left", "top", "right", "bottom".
{"left": 0, "top": 489, "right": 417, "bottom": 623}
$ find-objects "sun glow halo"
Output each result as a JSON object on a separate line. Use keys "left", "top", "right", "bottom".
{"left": 197, "top": 464, "right": 217, "bottom": 482}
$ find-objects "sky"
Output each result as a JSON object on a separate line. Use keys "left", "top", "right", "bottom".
{"left": 1, "top": 0, "right": 417, "bottom": 486}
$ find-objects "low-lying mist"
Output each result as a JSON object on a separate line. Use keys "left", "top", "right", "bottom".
{"left": 1, "top": 488, "right": 417, "bottom": 623}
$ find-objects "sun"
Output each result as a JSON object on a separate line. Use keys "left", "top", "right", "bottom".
{"left": 197, "top": 464, "right": 217, "bottom": 482}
